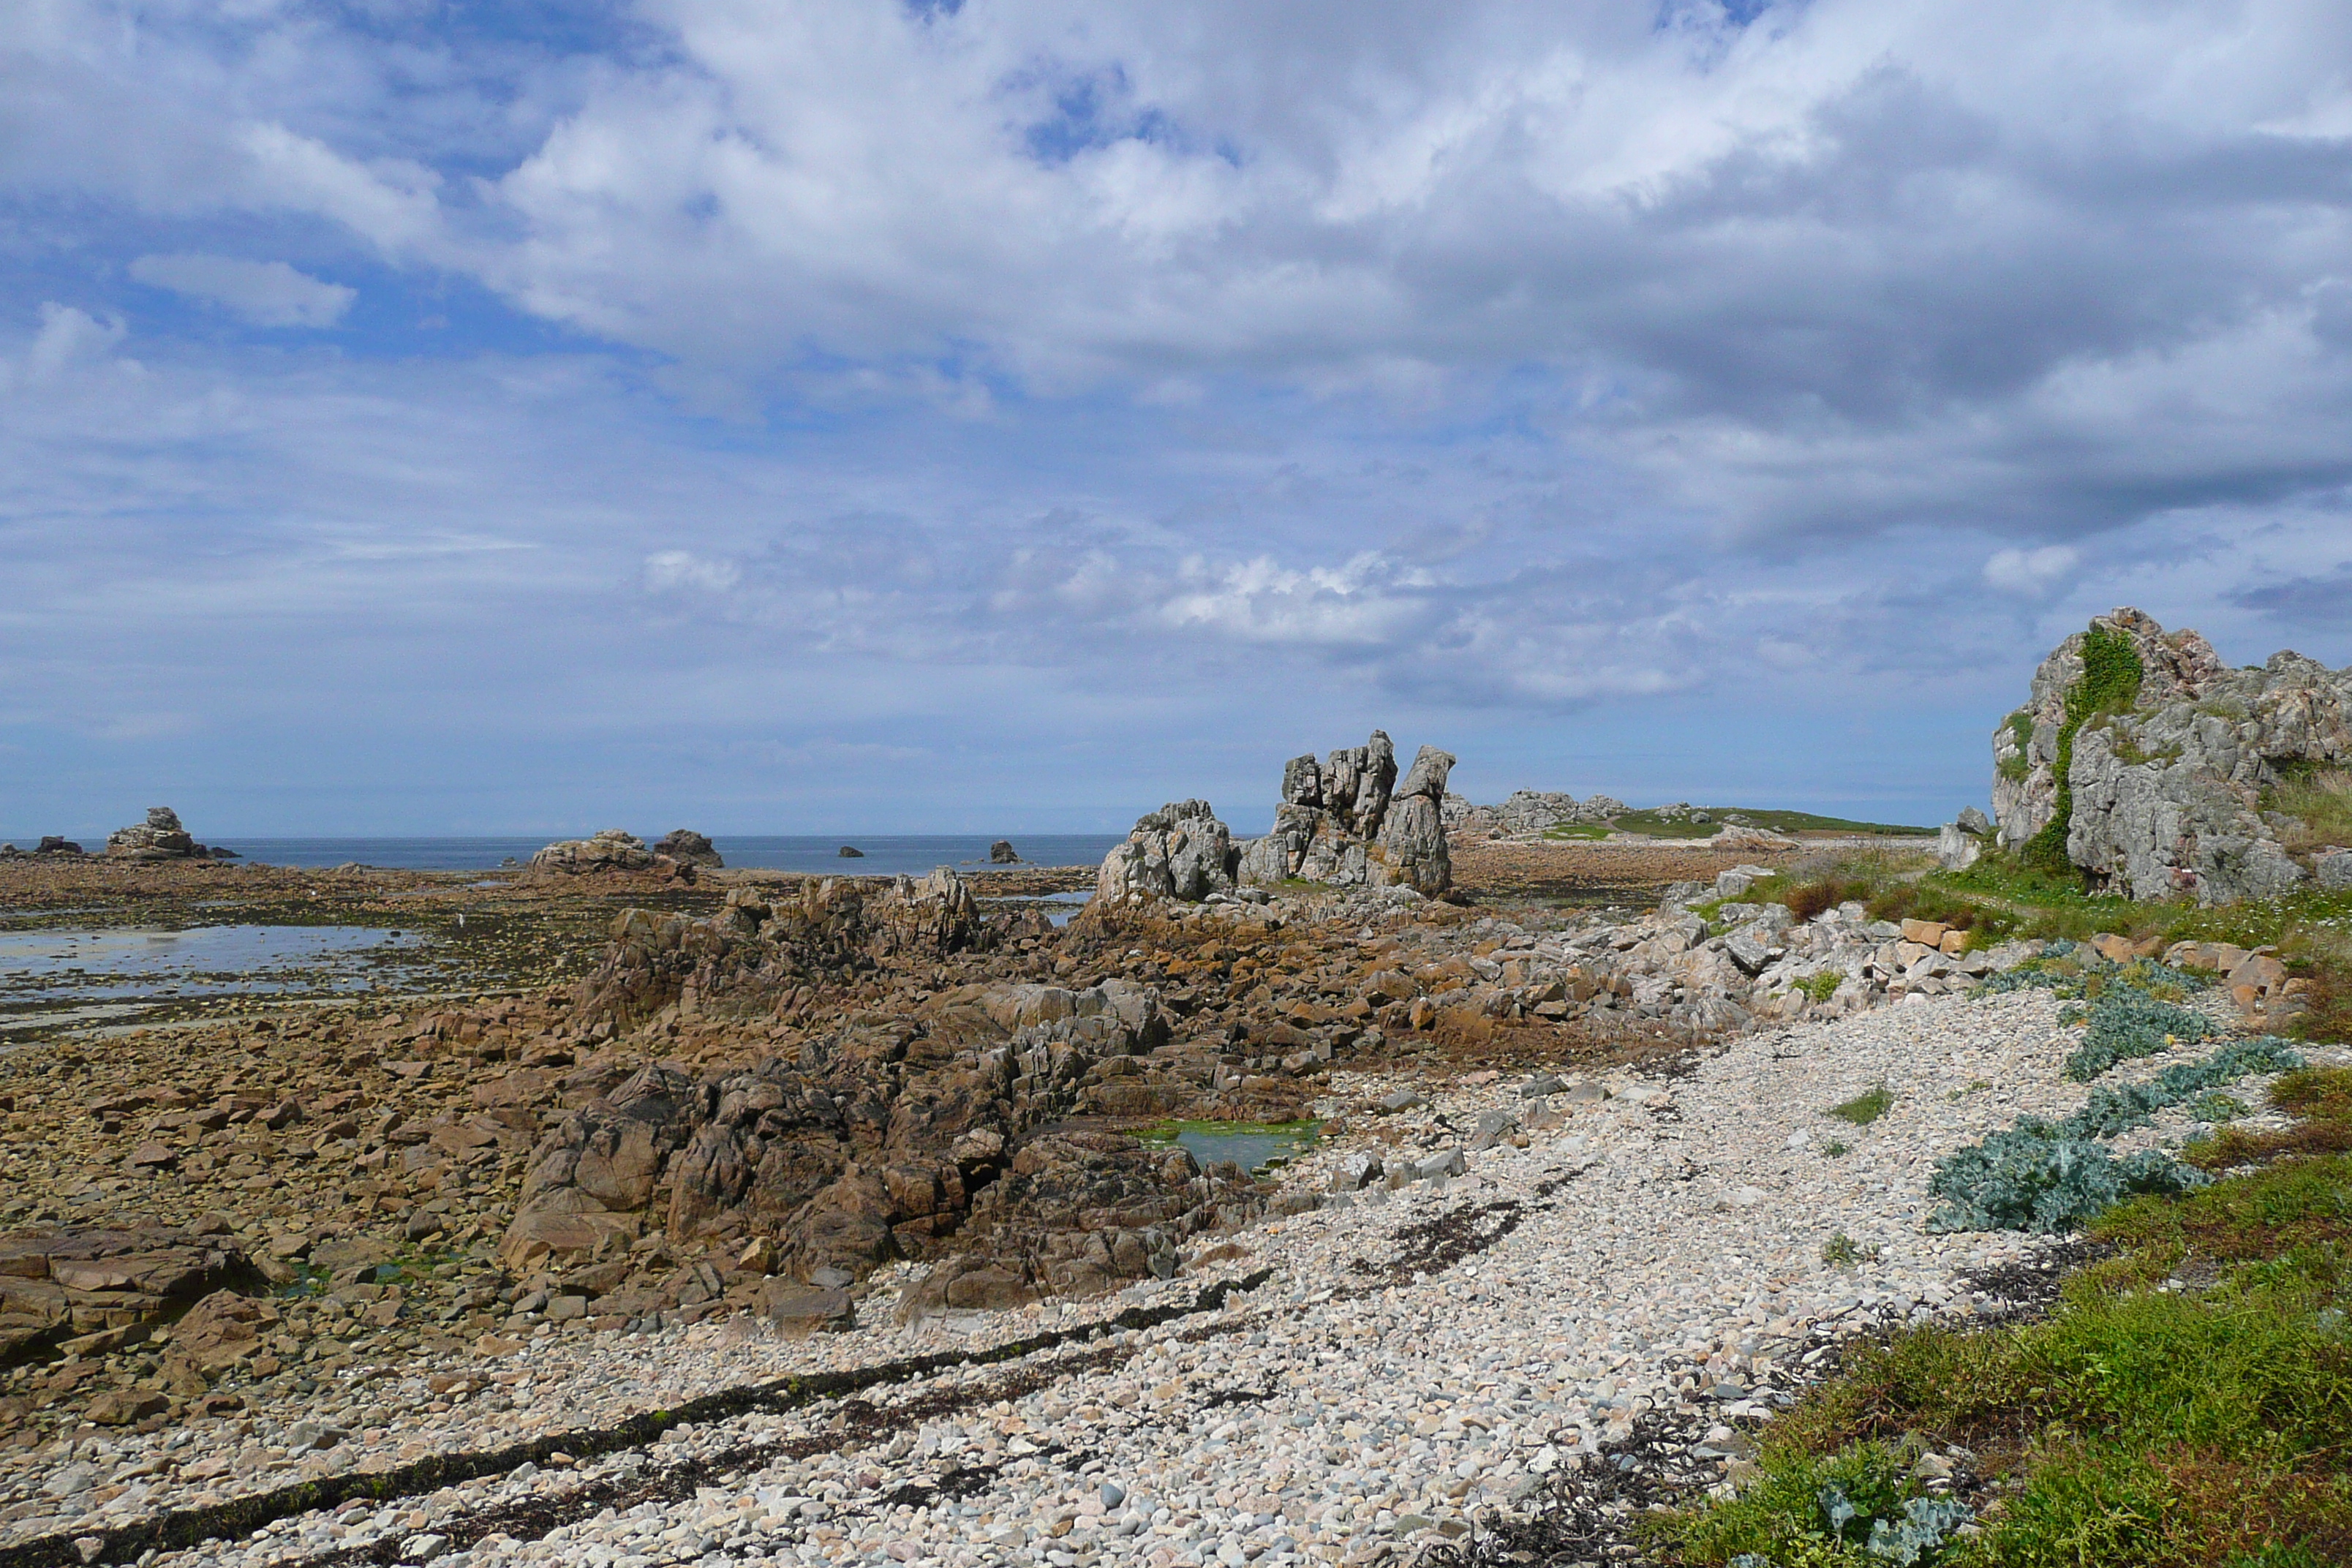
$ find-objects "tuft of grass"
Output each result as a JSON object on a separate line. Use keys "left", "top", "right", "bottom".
{"left": 2266, "top": 764, "right": 2352, "bottom": 853}
{"left": 1827, "top": 1084, "right": 1893, "bottom": 1127}
{"left": 1795, "top": 972, "right": 1844, "bottom": 1004}
{"left": 1820, "top": 1232, "right": 1874, "bottom": 1264}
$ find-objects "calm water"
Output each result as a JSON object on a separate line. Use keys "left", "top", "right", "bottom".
{"left": 0, "top": 924, "right": 434, "bottom": 1044}
{"left": 3, "top": 834, "right": 1127, "bottom": 876}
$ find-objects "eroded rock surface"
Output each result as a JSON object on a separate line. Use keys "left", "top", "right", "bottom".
{"left": 1991, "top": 607, "right": 2352, "bottom": 902}
{"left": 1233, "top": 731, "right": 1457, "bottom": 895}
{"left": 104, "top": 808, "right": 226, "bottom": 862}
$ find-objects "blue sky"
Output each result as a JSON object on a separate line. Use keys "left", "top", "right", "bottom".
{"left": 6, "top": 1, "right": 2352, "bottom": 837}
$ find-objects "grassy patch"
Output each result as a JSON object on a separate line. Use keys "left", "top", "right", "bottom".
{"left": 1827, "top": 1085, "right": 1893, "bottom": 1126}
{"left": 1654, "top": 1046, "right": 2352, "bottom": 1567}
{"left": 1599, "top": 809, "right": 1936, "bottom": 840}
{"left": 1997, "top": 711, "right": 2035, "bottom": 783}
{"left": 2266, "top": 764, "right": 2352, "bottom": 853}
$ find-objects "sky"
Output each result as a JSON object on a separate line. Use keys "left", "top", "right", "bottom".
{"left": 5, "top": 0, "right": 2352, "bottom": 838}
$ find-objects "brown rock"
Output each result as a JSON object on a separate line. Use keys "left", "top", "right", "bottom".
{"left": 85, "top": 1389, "right": 168, "bottom": 1425}
{"left": 1900, "top": 919, "right": 1951, "bottom": 946}
{"left": 127, "top": 1142, "right": 178, "bottom": 1170}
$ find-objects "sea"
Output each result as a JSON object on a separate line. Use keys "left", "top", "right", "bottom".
{"left": 5, "top": 834, "right": 1128, "bottom": 877}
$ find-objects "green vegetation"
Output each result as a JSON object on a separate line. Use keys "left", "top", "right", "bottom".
{"left": 1820, "top": 1232, "right": 1875, "bottom": 1265}
{"left": 2265, "top": 763, "right": 2352, "bottom": 853}
{"left": 1652, "top": 1069, "right": 2352, "bottom": 1566}
{"left": 1794, "top": 971, "right": 1844, "bottom": 1005}
{"left": 1827, "top": 1084, "right": 1893, "bottom": 1127}
{"left": 1596, "top": 807, "right": 1937, "bottom": 841}
{"left": 1997, "top": 711, "right": 2035, "bottom": 783}
{"left": 2022, "top": 622, "right": 2145, "bottom": 877}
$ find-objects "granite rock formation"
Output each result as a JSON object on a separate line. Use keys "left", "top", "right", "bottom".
{"left": 652, "top": 829, "right": 723, "bottom": 868}
{"left": 1234, "top": 732, "right": 1456, "bottom": 895}
{"left": 1096, "top": 801, "right": 1237, "bottom": 905}
{"left": 990, "top": 840, "right": 1020, "bottom": 864}
{"left": 104, "top": 809, "right": 225, "bottom": 862}
{"left": 529, "top": 829, "right": 657, "bottom": 875}
{"left": 1991, "top": 608, "right": 2352, "bottom": 902}
{"left": 0, "top": 1226, "right": 258, "bottom": 1367}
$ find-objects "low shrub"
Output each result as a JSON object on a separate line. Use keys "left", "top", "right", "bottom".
{"left": 1827, "top": 1085, "right": 1893, "bottom": 1126}
{"left": 2061, "top": 989, "right": 2216, "bottom": 1080}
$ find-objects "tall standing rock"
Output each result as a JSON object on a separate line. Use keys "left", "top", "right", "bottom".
{"left": 1096, "top": 802, "right": 1236, "bottom": 905}
{"left": 1991, "top": 607, "right": 2351, "bottom": 903}
{"left": 1233, "top": 731, "right": 1455, "bottom": 895}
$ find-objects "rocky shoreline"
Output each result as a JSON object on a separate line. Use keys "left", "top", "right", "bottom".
{"left": 7, "top": 973, "right": 2311, "bottom": 1567}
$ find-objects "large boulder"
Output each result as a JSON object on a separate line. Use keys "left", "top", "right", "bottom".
{"left": 1096, "top": 800, "right": 1237, "bottom": 905}
{"left": 0, "top": 1224, "right": 259, "bottom": 1365}
{"left": 1991, "top": 608, "right": 2352, "bottom": 903}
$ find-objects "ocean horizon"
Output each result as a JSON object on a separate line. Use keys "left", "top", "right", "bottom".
{"left": 0, "top": 833, "right": 1129, "bottom": 878}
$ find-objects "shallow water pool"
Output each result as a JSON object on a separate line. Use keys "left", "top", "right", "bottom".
{"left": 1141, "top": 1120, "right": 1322, "bottom": 1173}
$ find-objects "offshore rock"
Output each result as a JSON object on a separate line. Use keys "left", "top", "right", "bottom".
{"left": 652, "top": 829, "right": 723, "bottom": 868}
{"left": 105, "top": 807, "right": 225, "bottom": 862}
{"left": 529, "top": 829, "right": 656, "bottom": 875}
{"left": 1096, "top": 801, "right": 1236, "bottom": 905}
{"left": 1991, "top": 607, "right": 2352, "bottom": 902}
{"left": 990, "top": 840, "right": 1020, "bottom": 864}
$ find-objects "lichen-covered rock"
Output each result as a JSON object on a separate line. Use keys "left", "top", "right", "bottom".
{"left": 1990, "top": 608, "right": 2352, "bottom": 903}
{"left": 1442, "top": 789, "right": 1624, "bottom": 837}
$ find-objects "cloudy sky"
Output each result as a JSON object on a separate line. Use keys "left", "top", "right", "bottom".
{"left": 5, "top": 0, "right": 2351, "bottom": 837}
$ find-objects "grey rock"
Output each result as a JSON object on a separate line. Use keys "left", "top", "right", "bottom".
{"left": 1658, "top": 881, "right": 1708, "bottom": 913}
{"left": 1377, "top": 1090, "right": 1426, "bottom": 1114}
{"left": 1722, "top": 927, "right": 1777, "bottom": 976}
{"left": 837, "top": 845, "right": 864, "bottom": 858}
{"left": 1956, "top": 805, "right": 1991, "bottom": 834}
{"left": 1096, "top": 800, "right": 1237, "bottom": 905}
{"left": 1515, "top": 1074, "right": 1564, "bottom": 1099}
{"left": 529, "top": 829, "right": 655, "bottom": 875}
{"left": 1444, "top": 790, "right": 1624, "bottom": 837}
{"left": 1991, "top": 607, "right": 2351, "bottom": 904}
{"left": 1468, "top": 1110, "right": 1518, "bottom": 1150}
{"left": 1937, "top": 821, "right": 1985, "bottom": 872}
{"left": 401, "top": 1534, "right": 450, "bottom": 1564}
{"left": 105, "top": 806, "right": 215, "bottom": 862}
{"left": 1234, "top": 731, "right": 1455, "bottom": 895}
{"left": 989, "top": 840, "right": 1020, "bottom": 864}
{"left": 1413, "top": 1148, "right": 1467, "bottom": 1181}
{"left": 1712, "top": 864, "right": 1776, "bottom": 899}
{"left": 1330, "top": 1152, "right": 1384, "bottom": 1192}
{"left": 764, "top": 1282, "right": 855, "bottom": 1332}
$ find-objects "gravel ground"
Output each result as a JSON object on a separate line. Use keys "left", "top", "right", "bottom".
{"left": 7, "top": 980, "right": 2317, "bottom": 1568}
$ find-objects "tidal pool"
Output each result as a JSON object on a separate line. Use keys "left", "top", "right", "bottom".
{"left": 0, "top": 924, "right": 430, "bottom": 1043}
{"left": 1139, "top": 1119, "right": 1322, "bottom": 1173}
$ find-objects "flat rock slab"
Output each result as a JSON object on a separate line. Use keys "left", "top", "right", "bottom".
{"left": 0, "top": 1224, "right": 258, "bottom": 1364}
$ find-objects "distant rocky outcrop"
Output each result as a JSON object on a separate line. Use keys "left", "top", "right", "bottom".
{"left": 1443, "top": 790, "right": 1626, "bottom": 838}
{"left": 1991, "top": 608, "right": 2352, "bottom": 903}
{"left": 990, "top": 840, "right": 1020, "bottom": 864}
{"left": 1237, "top": 731, "right": 1457, "bottom": 895}
{"left": 530, "top": 829, "right": 657, "bottom": 875}
{"left": 652, "top": 829, "right": 723, "bottom": 868}
{"left": 104, "top": 807, "right": 230, "bottom": 862}
{"left": 838, "top": 845, "right": 864, "bottom": 859}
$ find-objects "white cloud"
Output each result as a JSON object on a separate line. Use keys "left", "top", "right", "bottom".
{"left": 643, "top": 550, "right": 741, "bottom": 594}
{"left": 17, "top": 303, "right": 124, "bottom": 382}
{"left": 129, "top": 255, "right": 355, "bottom": 328}
{"left": 1983, "top": 545, "right": 2081, "bottom": 593}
